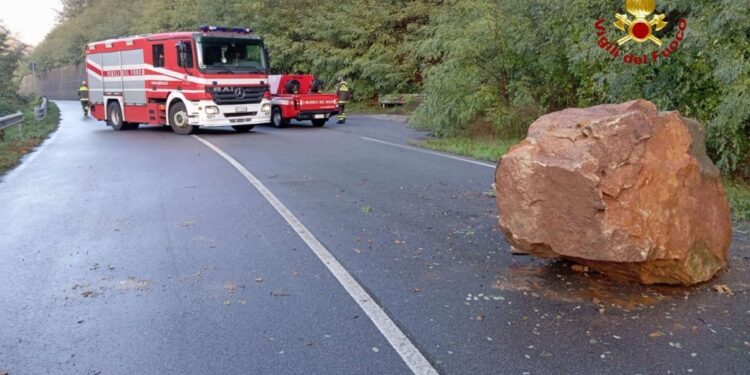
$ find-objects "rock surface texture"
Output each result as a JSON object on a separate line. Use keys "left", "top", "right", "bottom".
{"left": 496, "top": 100, "right": 732, "bottom": 285}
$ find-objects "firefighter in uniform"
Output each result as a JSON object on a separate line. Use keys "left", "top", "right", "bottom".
{"left": 78, "top": 81, "right": 90, "bottom": 116}
{"left": 335, "top": 77, "right": 350, "bottom": 124}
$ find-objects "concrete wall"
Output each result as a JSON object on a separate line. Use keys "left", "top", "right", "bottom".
{"left": 19, "top": 63, "right": 86, "bottom": 100}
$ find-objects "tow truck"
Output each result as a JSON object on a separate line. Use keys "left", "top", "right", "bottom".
{"left": 268, "top": 74, "right": 339, "bottom": 128}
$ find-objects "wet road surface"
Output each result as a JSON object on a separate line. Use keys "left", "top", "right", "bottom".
{"left": 1, "top": 101, "right": 748, "bottom": 374}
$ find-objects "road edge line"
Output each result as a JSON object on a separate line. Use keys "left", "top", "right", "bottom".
{"left": 192, "top": 135, "right": 439, "bottom": 375}
{"left": 360, "top": 136, "right": 496, "bottom": 169}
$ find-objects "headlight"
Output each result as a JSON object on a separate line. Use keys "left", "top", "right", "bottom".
{"left": 261, "top": 103, "right": 271, "bottom": 113}
{"left": 205, "top": 106, "right": 220, "bottom": 114}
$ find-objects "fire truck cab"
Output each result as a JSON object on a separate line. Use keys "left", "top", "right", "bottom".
{"left": 85, "top": 25, "right": 272, "bottom": 135}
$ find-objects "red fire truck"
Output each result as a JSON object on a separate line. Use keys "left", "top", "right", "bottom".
{"left": 268, "top": 74, "right": 339, "bottom": 128}
{"left": 85, "top": 25, "right": 272, "bottom": 135}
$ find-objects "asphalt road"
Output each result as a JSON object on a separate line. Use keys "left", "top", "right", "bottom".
{"left": 1, "top": 101, "right": 748, "bottom": 374}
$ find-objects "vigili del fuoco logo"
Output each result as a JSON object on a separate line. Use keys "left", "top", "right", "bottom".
{"left": 594, "top": 0, "right": 688, "bottom": 65}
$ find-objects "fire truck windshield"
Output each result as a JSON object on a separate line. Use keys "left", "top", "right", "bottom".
{"left": 196, "top": 37, "right": 268, "bottom": 74}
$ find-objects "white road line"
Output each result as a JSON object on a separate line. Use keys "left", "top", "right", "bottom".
{"left": 192, "top": 135, "right": 439, "bottom": 375}
{"left": 360, "top": 136, "right": 497, "bottom": 169}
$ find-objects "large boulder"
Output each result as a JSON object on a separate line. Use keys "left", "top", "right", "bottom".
{"left": 496, "top": 100, "right": 732, "bottom": 285}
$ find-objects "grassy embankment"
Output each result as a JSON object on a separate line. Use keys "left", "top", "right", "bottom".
{"left": 0, "top": 100, "right": 60, "bottom": 175}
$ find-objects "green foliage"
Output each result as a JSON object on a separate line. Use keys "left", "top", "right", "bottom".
{"left": 0, "top": 23, "right": 23, "bottom": 115}
{"left": 410, "top": 0, "right": 750, "bottom": 177}
{"left": 724, "top": 179, "right": 750, "bottom": 221}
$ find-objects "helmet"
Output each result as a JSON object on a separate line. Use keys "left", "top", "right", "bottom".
{"left": 82, "top": 80, "right": 87, "bottom": 85}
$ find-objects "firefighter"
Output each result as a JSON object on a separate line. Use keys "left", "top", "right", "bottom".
{"left": 78, "top": 80, "right": 90, "bottom": 116}
{"left": 335, "top": 77, "right": 350, "bottom": 124}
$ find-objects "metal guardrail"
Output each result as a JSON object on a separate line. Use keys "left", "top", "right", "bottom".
{"left": 35, "top": 96, "right": 48, "bottom": 120}
{"left": 0, "top": 96, "right": 48, "bottom": 141}
{"left": 378, "top": 94, "right": 426, "bottom": 108}
{"left": 0, "top": 112, "right": 24, "bottom": 131}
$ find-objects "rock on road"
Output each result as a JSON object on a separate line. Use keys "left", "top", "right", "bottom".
{"left": 0, "top": 101, "right": 748, "bottom": 374}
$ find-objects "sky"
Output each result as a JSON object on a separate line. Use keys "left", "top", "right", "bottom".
{"left": 0, "top": 0, "right": 60, "bottom": 46}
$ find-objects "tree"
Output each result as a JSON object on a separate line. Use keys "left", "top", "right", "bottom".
{"left": 0, "top": 23, "right": 23, "bottom": 114}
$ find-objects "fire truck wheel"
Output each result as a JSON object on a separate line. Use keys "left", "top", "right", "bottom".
{"left": 285, "top": 79, "right": 301, "bottom": 94}
{"left": 169, "top": 102, "right": 196, "bottom": 135}
{"left": 107, "top": 102, "right": 125, "bottom": 131}
{"left": 272, "top": 107, "right": 289, "bottom": 128}
{"left": 232, "top": 125, "right": 255, "bottom": 133}
{"left": 311, "top": 80, "right": 324, "bottom": 93}
{"left": 312, "top": 119, "right": 327, "bottom": 127}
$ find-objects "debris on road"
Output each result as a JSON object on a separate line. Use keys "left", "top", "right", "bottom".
{"left": 255, "top": 277, "right": 263, "bottom": 283}
{"left": 81, "top": 290, "right": 97, "bottom": 298}
{"left": 571, "top": 264, "right": 589, "bottom": 273}
{"left": 713, "top": 284, "right": 733, "bottom": 296}
{"left": 120, "top": 278, "right": 152, "bottom": 291}
{"left": 271, "top": 291, "right": 290, "bottom": 297}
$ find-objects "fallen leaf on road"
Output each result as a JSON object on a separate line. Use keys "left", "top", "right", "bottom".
{"left": 81, "top": 290, "right": 97, "bottom": 298}
{"left": 713, "top": 284, "right": 733, "bottom": 295}
{"left": 372, "top": 347, "right": 380, "bottom": 353}
{"left": 354, "top": 249, "right": 362, "bottom": 254}
{"left": 476, "top": 314, "right": 485, "bottom": 321}
{"left": 649, "top": 331, "right": 665, "bottom": 338}
{"left": 394, "top": 240, "right": 404, "bottom": 244}
{"left": 571, "top": 264, "right": 589, "bottom": 273}
{"left": 413, "top": 288, "right": 421, "bottom": 293}
{"left": 255, "top": 278, "right": 263, "bottom": 283}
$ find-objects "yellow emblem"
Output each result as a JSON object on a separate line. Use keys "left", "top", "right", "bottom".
{"left": 614, "top": 0, "right": 668, "bottom": 46}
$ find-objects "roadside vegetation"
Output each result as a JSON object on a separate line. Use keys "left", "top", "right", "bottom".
{"left": 0, "top": 100, "right": 61, "bottom": 175}
{"left": 1, "top": 23, "right": 61, "bottom": 175}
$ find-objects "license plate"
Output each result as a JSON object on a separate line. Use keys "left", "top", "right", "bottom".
{"left": 314, "top": 114, "right": 326, "bottom": 119}
{"left": 235, "top": 106, "right": 247, "bottom": 112}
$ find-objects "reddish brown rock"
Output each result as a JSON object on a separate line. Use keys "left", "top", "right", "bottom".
{"left": 496, "top": 100, "right": 732, "bottom": 285}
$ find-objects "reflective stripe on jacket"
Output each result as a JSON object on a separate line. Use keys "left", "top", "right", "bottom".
{"left": 336, "top": 83, "right": 350, "bottom": 102}
{"left": 78, "top": 86, "right": 89, "bottom": 100}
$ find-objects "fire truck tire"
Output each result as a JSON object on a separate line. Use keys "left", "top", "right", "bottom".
{"left": 272, "top": 107, "right": 289, "bottom": 128}
{"left": 311, "top": 80, "right": 324, "bottom": 93}
{"left": 232, "top": 125, "right": 255, "bottom": 133}
{"left": 285, "top": 79, "right": 301, "bottom": 94}
{"left": 107, "top": 102, "right": 125, "bottom": 131}
{"left": 312, "top": 119, "right": 327, "bottom": 127}
{"left": 169, "top": 101, "right": 196, "bottom": 135}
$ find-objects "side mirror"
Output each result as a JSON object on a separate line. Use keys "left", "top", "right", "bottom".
{"left": 263, "top": 45, "right": 271, "bottom": 73}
